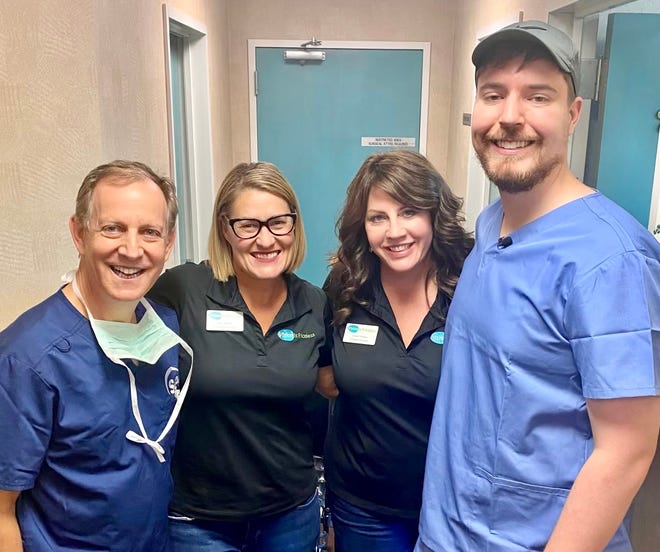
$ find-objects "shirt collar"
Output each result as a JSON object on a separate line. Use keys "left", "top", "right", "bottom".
{"left": 205, "top": 272, "right": 313, "bottom": 323}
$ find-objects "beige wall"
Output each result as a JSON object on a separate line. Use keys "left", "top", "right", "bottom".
{"left": 1, "top": 0, "right": 102, "bottom": 330}
{"left": 1, "top": 0, "right": 456, "bottom": 328}
{"left": 225, "top": 0, "right": 457, "bottom": 175}
{"left": 0, "top": 0, "right": 231, "bottom": 329}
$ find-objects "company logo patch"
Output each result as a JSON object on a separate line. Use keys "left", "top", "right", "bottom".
{"left": 347, "top": 324, "right": 359, "bottom": 333}
{"left": 208, "top": 311, "right": 222, "bottom": 320}
{"left": 430, "top": 331, "right": 445, "bottom": 345}
{"left": 164, "top": 367, "right": 180, "bottom": 398}
{"left": 277, "top": 329, "right": 317, "bottom": 342}
{"left": 278, "top": 329, "right": 295, "bottom": 342}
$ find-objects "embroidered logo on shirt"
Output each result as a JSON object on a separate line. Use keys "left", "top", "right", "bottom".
{"left": 164, "top": 366, "right": 181, "bottom": 397}
{"left": 430, "top": 331, "right": 445, "bottom": 345}
{"left": 278, "top": 329, "right": 295, "bottom": 341}
{"left": 277, "top": 328, "right": 317, "bottom": 342}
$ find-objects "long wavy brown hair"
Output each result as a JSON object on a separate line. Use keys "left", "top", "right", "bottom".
{"left": 325, "top": 150, "right": 473, "bottom": 326}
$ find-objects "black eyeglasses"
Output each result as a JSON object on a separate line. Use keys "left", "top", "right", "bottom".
{"left": 225, "top": 213, "right": 297, "bottom": 239}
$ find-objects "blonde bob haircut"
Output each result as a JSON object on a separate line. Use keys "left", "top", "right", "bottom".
{"left": 207, "top": 162, "right": 306, "bottom": 282}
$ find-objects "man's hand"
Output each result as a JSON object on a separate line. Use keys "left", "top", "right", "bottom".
{"left": 545, "top": 395, "right": 660, "bottom": 552}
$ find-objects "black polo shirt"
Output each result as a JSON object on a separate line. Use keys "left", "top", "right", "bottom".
{"left": 325, "top": 278, "right": 448, "bottom": 519}
{"left": 147, "top": 261, "right": 332, "bottom": 520}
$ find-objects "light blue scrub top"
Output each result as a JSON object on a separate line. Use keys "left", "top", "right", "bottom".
{"left": 418, "top": 193, "right": 660, "bottom": 552}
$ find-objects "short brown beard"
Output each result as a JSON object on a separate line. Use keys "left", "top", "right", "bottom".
{"left": 474, "top": 137, "right": 561, "bottom": 194}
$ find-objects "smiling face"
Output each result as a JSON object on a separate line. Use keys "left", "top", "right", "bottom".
{"left": 70, "top": 177, "right": 175, "bottom": 321}
{"left": 364, "top": 186, "right": 433, "bottom": 279}
{"left": 222, "top": 188, "right": 295, "bottom": 283}
{"left": 472, "top": 56, "right": 581, "bottom": 194}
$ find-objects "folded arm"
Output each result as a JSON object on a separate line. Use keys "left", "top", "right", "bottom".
{"left": 315, "top": 365, "right": 339, "bottom": 399}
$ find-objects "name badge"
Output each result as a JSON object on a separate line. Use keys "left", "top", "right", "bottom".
{"left": 342, "top": 323, "right": 379, "bottom": 345}
{"left": 206, "top": 310, "right": 244, "bottom": 332}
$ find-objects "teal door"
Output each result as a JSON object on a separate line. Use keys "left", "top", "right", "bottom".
{"left": 593, "top": 13, "right": 660, "bottom": 226}
{"left": 254, "top": 45, "right": 427, "bottom": 285}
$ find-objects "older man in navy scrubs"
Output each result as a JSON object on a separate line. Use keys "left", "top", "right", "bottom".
{"left": 0, "top": 161, "right": 190, "bottom": 551}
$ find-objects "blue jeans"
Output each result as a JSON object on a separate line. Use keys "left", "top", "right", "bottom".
{"left": 169, "top": 491, "right": 320, "bottom": 552}
{"left": 328, "top": 492, "right": 419, "bottom": 552}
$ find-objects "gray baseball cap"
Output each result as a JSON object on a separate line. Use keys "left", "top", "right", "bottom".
{"left": 472, "top": 20, "right": 579, "bottom": 95}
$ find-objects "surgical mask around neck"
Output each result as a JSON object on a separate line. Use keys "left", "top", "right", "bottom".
{"left": 88, "top": 303, "right": 181, "bottom": 366}
{"left": 66, "top": 270, "right": 193, "bottom": 463}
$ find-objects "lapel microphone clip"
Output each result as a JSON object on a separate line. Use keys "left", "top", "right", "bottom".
{"left": 497, "top": 236, "right": 513, "bottom": 249}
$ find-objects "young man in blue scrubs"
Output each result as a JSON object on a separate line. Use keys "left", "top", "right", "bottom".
{"left": 416, "top": 21, "right": 660, "bottom": 552}
{"left": 0, "top": 161, "right": 190, "bottom": 551}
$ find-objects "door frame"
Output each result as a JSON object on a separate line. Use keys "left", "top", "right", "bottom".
{"left": 464, "top": 15, "right": 519, "bottom": 230}
{"left": 647, "top": 129, "right": 660, "bottom": 235}
{"left": 560, "top": 1, "right": 660, "bottom": 232}
{"left": 464, "top": 2, "right": 660, "bottom": 231}
{"left": 162, "top": 5, "right": 215, "bottom": 264}
{"left": 247, "top": 39, "right": 431, "bottom": 161}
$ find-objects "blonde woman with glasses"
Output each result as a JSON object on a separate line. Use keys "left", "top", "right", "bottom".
{"left": 148, "top": 162, "right": 332, "bottom": 552}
